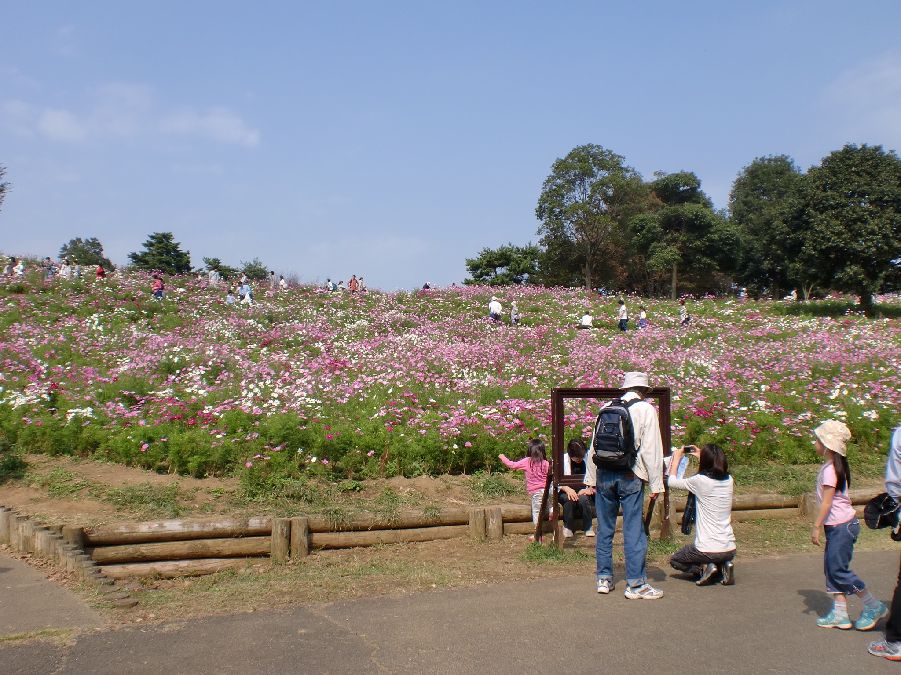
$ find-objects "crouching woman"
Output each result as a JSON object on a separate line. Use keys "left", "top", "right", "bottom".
{"left": 667, "top": 444, "right": 736, "bottom": 586}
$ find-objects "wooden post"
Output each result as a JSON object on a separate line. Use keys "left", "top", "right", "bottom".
{"left": 469, "top": 508, "right": 486, "bottom": 541}
{"left": 554, "top": 519, "right": 564, "bottom": 550}
{"left": 13, "top": 515, "right": 27, "bottom": 552}
{"left": 486, "top": 507, "right": 503, "bottom": 541}
{"left": 0, "top": 508, "right": 11, "bottom": 545}
{"left": 290, "top": 517, "right": 310, "bottom": 559}
{"left": 62, "top": 525, "right": 85, "bottom": 550}
{"left": 271, "top": 518, "right": 291, "bottom": 563}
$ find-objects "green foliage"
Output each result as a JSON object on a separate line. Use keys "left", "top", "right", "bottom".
{"left": 632, "top": 172, "right": 737, "bottom": 298}
{"left": 58, "top": 237, "right": 114, "bottom": 269}
{"left": 729, "top": 155, "right": 804, "bottom": 297}
{"left": 536, "top": 144, "right": 647, "bottom": 289}
{"left": 240, "top": 258, "right": 269, "bottom": 281}
{"left": 128, "top": 232, "right": 192, "bottom": 274}
{"left": 464, "top": 243, "right": 541, "bottom": 285}
{"left": 791, "top": 144, "right": 901, "bottom": 311}
{"left": 202, "top": 257, "right": 240, "bottom": 280}
{"left": 0, "top": 450, "right": 26, "bottom": 483}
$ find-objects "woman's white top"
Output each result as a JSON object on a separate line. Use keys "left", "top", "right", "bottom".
{"left": 668, "top": 473, "right": 736, "bottom": 553}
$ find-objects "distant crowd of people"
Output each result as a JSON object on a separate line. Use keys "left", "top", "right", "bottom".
{"left": 488, "top": 295, "right": 693, "bottom": 329}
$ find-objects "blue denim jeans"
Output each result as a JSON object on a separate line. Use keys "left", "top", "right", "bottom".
{"left": 595, "top": 470, "right": 647, "bottom": 587}
{"left": 824, "top": 518, "right": 865, "bottom": 594}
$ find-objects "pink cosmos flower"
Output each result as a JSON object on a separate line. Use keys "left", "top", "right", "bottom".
{"left": 140, "top": 443, "right": 149, "bottom": 452}
{"left": 245, "top": 461, "right": 253, "bottom": 468}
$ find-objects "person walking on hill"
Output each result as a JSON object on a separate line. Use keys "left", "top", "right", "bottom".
{"left": 348, "top": 275, "right": 359, "bottom": 293}
{"left": 269, "top": 271, "right": 277, "bottom": 291}
{"left": 679, "top": 299, "right": 691, "bottom": 326}
{"left": 279, "top": 275, "right": 288, "bottom": 291}
{"left": 616, "top": 299, "right": 628, "bottom": 332}
{"left": 510, "top": 301, "right": 521, "bottom": 326}
{"left": 3, "top": 257, "right": 14, "bottom": 277}
{"left": 488, "top": 296, "right": 503, "bottom": 322}
{"left": 584, "top": 372, "right": 665, "bottom": 600}
{"left": 95, "top": 264, "right": 106, "bottom": 279}
{"left": 151, "top": 274, "right": 164, "bottom": 300}
{"left": 358, "top": 276, "right": 367, "bottom": 292}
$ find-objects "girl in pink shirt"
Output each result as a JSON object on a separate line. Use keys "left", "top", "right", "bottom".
{"left": 812, "top": 420, "right": 887, "bottom": 631}
{"left": 500, "top": 439, "right": 550, "bottom": 534}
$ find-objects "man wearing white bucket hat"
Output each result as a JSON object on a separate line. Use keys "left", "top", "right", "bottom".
{"left": 584, "top": 371, "right": 666, "bottom": 600}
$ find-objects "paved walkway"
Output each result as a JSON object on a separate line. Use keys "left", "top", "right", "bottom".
{"left": 0, "top": 554, "right": 102, "bottom": 637}
{"left": 1, "top": 549, "right": 899, "bottom": 673}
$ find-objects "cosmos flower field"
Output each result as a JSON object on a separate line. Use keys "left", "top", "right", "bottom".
{"left": 1, "top": 271, "right": 898, "bottom": 481}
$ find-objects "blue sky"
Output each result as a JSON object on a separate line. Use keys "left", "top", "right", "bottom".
{"left": 2, "top": 1, "right": 900, "bottom": 289}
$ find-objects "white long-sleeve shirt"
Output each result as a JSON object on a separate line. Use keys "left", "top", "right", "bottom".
{"left": 668, "top": 473, "right": 736, "bottom": 552}
{"left": 584, "top": 391, "right": 666, "bottom": 494}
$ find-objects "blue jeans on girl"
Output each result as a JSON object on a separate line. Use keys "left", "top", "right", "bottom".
{"left": 824, "top": 518, "right": 865, "bottom": 594}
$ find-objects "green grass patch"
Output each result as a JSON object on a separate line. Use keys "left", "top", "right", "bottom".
{"left": 519, "top": 542, "right": 592, "bottom": 564}
{"left": 470, "top": 471, "right": 519, "bottom": 499}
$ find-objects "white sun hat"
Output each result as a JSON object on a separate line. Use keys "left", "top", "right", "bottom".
{"left": 621, "top": 372, "right": 650, "bottom": 391}
{"left": 814, "top": 420, "right": 852, "bottom": 456}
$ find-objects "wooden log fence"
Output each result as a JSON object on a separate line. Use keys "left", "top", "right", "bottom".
{"left": 3, "top": 489, "right": 886, "bottom": 580}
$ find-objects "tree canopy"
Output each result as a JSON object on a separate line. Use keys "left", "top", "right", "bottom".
{"left": 128, "top": 232, "right": 191, "bottom": 274}
{"left": 791, "top": 144, "right": 901, "bottom": 311}
{"left": 58, "top": 237, "right": 114, "bottom": 269}
{"left": 464, "top": 243, "right": 540, "bottom": 285}
{"left": 631, "top": 172, "right": 736, "bottom": 298}
{"left": 536, "top": 145, "right": 646, "bottom": 290}
{"left": 729, "top": 155, "right": 804, "bottom": 297}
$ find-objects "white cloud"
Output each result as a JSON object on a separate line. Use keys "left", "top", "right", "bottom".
{"left": 822, "top": 52, "right": 901, "bottom": 147}
{"left": 1, "top": 81, "right": 260, "bottom": 148}
{"left": 160, "top": 107, "right": 260, "bottom": 147}
{"left": 37, "top": 108, "right": 87, "bottom": 142}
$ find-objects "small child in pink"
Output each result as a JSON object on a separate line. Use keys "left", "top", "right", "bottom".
{"left": 812, "top": 420, "right": 887, "bottom": 631}
{"left": 499, "top": 439, "right": 550, "bottom": 529}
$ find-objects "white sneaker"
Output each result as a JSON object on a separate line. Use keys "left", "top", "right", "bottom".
{"left": 596, "top": 579, "right": 613, "bottom": 594}
{"left": 585, "top": 529, "right": 595, "bottom": 537}
{"left": 562, "top": 527, "right": 574, "bottom": 539}
{"left": 624, "top": 583, "right": 664, "bottom": 600}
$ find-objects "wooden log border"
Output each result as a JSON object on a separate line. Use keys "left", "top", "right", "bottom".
{"left": 4, "top": 489, "right": 884, "bottom": 579}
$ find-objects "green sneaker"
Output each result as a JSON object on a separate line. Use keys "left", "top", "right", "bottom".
{"left": 855, "top": 602, "right": 889, "bottom": 631}
{"left": 816, "top": 610, "right": 852, "bottom": 629}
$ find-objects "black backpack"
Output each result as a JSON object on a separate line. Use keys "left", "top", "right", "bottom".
{"left": 592, "top": 398, "right": 640, "bottom": 471}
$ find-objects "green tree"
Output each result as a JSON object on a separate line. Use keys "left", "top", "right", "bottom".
{"left": 632, "top": 172, "right": 738, "bottom": 298}
{"left": 729, "top": 156, "right": 804, "bottom": 298}
{"left": 536, "top": 145, "right": 646, "bottom": 289}
{"left": 464, "top": 243, "right": 541, "bottom": 285}
{"left": 58, "top": 237, "right": 114, "bottom": 268}
{"left": 0, "top": 164, "right": 9, "bottom": 214}
{"left": 202, "top": 257, "right": 240, "bottom": 280}
{"left": 128, "top": 232, "right": 192, "bottom": 274}
{"left": 792, "top": 144, "right": 901, "bottom": 313}
{"left": 240, "top": 257, "right": 269, "bottom": 281}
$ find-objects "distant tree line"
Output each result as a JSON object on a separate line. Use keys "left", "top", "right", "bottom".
{"left": 465, "top": 143, "right": 901, "bottom": 312}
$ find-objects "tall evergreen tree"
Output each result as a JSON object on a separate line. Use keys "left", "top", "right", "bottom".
{"left": 128, "top": 232, "right": 191, "bottom": 274}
